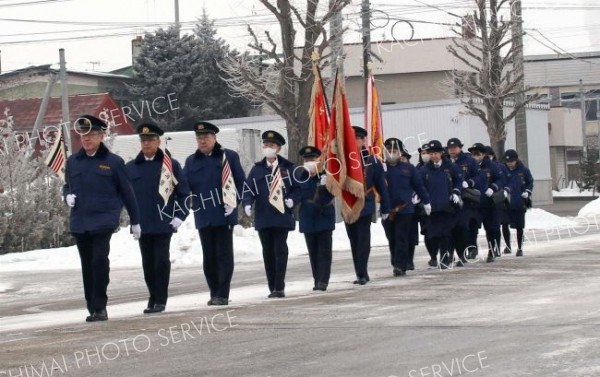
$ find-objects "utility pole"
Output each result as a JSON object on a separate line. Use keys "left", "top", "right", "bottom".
{"left": 29, "top": 74, "right": 58, "bottom": 156}
{"left": 329, "top": 0, "right": 344, "bottom": 80}
{"left": 174, "top": 0, "right": 180, "bottom": 32}
{"left": 59, "top": 48, "right": 71, "bottom": 151}
{"left": 361, "top": 0, "right": 371, "bottom": 121}
{"left": 510, "top": 0, "right": 528, "bottom": 165}
{"left": 580, "top": 79, "right": 588, "bottom": 160}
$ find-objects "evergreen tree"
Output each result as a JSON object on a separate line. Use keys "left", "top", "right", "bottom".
{"left": 127, "top": 26, "right": 203, "bottom": 131}
{"left": 127, "top": 13, "right": 250, "bottom": 131}
{"left": 191, "top": 9, "right": 251, "bottom": 120}
{"left": 577, "top": 149, "right": 599, "bottom": 194}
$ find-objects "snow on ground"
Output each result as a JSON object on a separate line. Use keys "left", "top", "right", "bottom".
{"left": 0, "top": 209, "right": 583, "bottom": 272}
{"left": 0, "top": 217, "right": 388, "bottom": 272}
{"left": 553, "top": 187, "right": 599, "bottom": 197}
{"left": 578, "top": 197, "right": 600, "bottom": 217}
{"left": 0, "top": 283, "right": 12, "bottom": 293}
{"left": 526, "top": 208, "right": 577, "bottom": 229}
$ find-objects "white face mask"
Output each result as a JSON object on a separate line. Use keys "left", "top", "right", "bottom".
{"left": 303, "top": 160, "right": 318, "bottom": 174}
{"left": 421, "top": 153, "right": 430, "bottom": 163}
{"left": 262, "top": 147, "right": 278, "bottom": 159}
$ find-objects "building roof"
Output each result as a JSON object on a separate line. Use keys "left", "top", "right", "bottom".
{"left": 0, "top": 92, "right": 135, "bottom": 134}
{"left": 0, "top": 64, "right": 133, "bottom": 81}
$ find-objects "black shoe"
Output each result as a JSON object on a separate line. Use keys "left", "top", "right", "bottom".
{"left": 315, "top": 282, "right": 328, "bottom": 291}
{"left": 268, "top": 290, "right": 285, "bottom": 298}
{"left": 144, "top": 304, "right": 166, "bottom": 314}
{"left": 207, "top": 298, "right": 215, "bottom": 306}
{"left": 503, "top": 247, "right": 511, "bottom": 254}
{"left": 211, "top": 297, "right": 229, "bottom": 306}
{"left": 357, "top": 277, "right": 368, "bottom": 285}
{"left": 428, "top": 259, "right": 438, "bottom": 267}
{"left": 407, "top": 262, "right": 415, "bottom": 271}
{"left": 468, "top": 249, "right": 478, "bottom": 259}
{"left": 486, "top": 251, "right": 495, "bottom": 263}
{"left": 393, "top": 267, "right": 402, "bottom": 277}
{"left": 455, "top": 260, "right": 465, "bottom": 267}
{"left": 86, "top": 309, "right": 108, "bottom": 322}
{"left": 516, "top": 249, "right": 523, "bottom": 257}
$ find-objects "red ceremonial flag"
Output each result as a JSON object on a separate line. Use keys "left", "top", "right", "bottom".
{"left": 307, "top": 62, "right": 329, "bottom": 150}
{"left": 366, "top": 74, "right": 384, "bottom": 160}
{"left": 325, "top": 72, "right": 365, "bottom": 224}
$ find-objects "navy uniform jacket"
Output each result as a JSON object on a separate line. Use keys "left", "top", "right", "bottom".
{"left": 453, "top": 152, "right": 484, "bottom": 189}
{"left": 125, "top": 148, "right": 190, "bottom": 235}
{"left": 504, "top": 161, "right": 534, "bottom": 211}
{"left": 355, "top": 149, "right": 391, "bottom": 219}
{"left": 420, "top": 158, "right": 463, "bottom": 213}
{"left": 479, "top": 157, "right": 505, "bottom": 207}
{"left": 298, "top": 172, "right": 335, "bottom": 234}
{"left": 385, "top": 161, "right": 430, "bottom": 215}
{"left": 183, "top": 143, "right": 246, "bottom": 229}
{"left": 63, "top": 143, "right": 140, "bottom": 234}
{"left": 242, "top": 155, "right": 301, "bottom": 231}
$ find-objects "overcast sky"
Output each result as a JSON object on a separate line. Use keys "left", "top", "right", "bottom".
{"left": 0, "top": 0, "right": 599, "bottom": 73}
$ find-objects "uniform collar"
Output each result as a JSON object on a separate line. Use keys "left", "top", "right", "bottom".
{"left": 135, "top": 148, "right": 164, "bottom": 164}
{"left": 75, "top": 142, "right": 109, "bottom": 160}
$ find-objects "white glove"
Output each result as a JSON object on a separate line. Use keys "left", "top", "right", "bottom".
{"left": 451, "top": 193, "right": 461, "bottom": 204}
{"left": 244, "top": 205, "right": 252, "bottom": 217}
{"left": 411, "top": 195, "right": 421, "bottom": 205}
{"left": 424, "top": 203, "right": 432, "bottom": 216}
{"left": 462, "top": 181, "right": 469, "bottom": 189}
{"left": 521, "top": 192, "right": 529, "bottom": 199}
{"left": 320, "top": 174, "right": 327, "bottom": 186}
{"left": 170, "top": 217, "right": 183, "bottom": 231}
{"left": 285, "top": 198, "right": 294, "bottom": 208}
{"left": 66, "top": 194, "right": 76, "bottom": 208}
{"left": 381, "top": 213, "right": 389, "bottom": 221}
{"left": 485, "top": 188, "right": 494, "bottom": 197}
{"left": 503, "top": 189, "right": 509, "bottom": 199}
{"left": 224, "top": 204, "right": 235, "bottom": 216}
{"left": 132, "top": 224, "right": 141, "bottom": 240}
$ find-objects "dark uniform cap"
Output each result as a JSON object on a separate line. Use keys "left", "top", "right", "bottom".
{"left": 75, "top": 114, "right": 107, "bottom": 132}
{"left": 504, "top": 149, "right": 518, "bottom": 162}
{"left": 426, "top": 140, "right": 444, "bottom": 152}
{"left": 467, "top": 142, "right": 487, "bottom": 153}
{"left": 136, "top": 119, "right": 164, "bottom": 136}
{"left": 262, "top": 130, "right": 286, "bottom": 146}
{"left": 352, "top": 126, "right": 368, "bottom": 138}
{"left": 447, "top": 137, "right": 463, "bottom": 148}
{"left": 384, "top": 137, "right": 410, "bottom": 157}
{"left": 193, "top": 121, "right": 220, "bottom": 135}
{"left": 299, "top": 145, "right": 321, "bottom": 158}
{"left": 485, "top": 146, "right": 496, "bottom": 156}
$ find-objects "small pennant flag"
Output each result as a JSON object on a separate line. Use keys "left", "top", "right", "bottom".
{"left": 159, "top": 147, "right": 179, "bottom": 205}
{"left": 268, "top": 158, "right": 285, "bottom": 214}
{"left": 222, "top": 152, "right": 237, "bottom": 208}
{"left": 44, "top": 128, "right": 67, "bottom": 181}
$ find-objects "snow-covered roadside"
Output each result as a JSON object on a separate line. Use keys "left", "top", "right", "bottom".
{"left": 0, "top": 208, "right": 590, "bottom": 273}
{"left": 553, "top": 187, "right": 599, "bottom": 197}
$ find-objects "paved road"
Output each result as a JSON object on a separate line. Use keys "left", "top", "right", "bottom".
{"left": 1, "top": 228, "right": 599, "bottom": 377}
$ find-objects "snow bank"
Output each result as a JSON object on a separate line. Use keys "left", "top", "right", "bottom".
{"left": 553, "top": 187, "right": 599, "bottom": 197}
{"left": 578, "top": 197, "right": 600, "bottom": 217}
{"left": 526, "top": 208, "right": 577, "bottom": 229}
{"left": 0, "top": 217, "right": 389, "bottom": 272}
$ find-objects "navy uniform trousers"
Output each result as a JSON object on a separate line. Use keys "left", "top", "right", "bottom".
{"left": 74, "top": 231, "right": 113, "bottom": 314}
{"left": 345, "top": 215, "right": 372, "bottom": 280}
{"left": 382, "top": 214, "right": 414, "bottom": 271}
{"left": 139, "top": 233, "right": 172, "bottom": 307}
{"left": 199, "top": 225, "right": 234, "bottom": 300}
{"left": 258, "top": 228, "right": 289, "bottom": 292}
{"left": 304, "top": 230, "right": 333, "bottom": 286}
